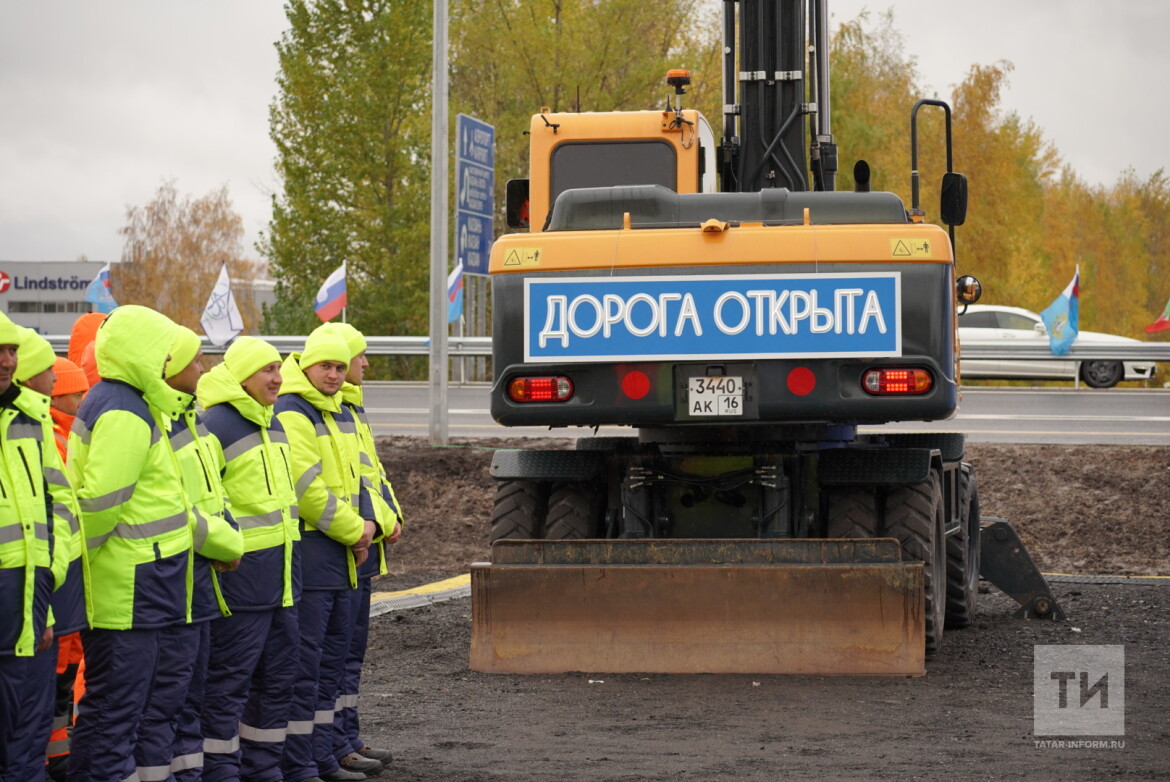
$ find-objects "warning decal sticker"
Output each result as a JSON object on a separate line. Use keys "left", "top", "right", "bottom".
{"left": 889, "top": 238, "right": 933, "bottom": 258}
{"left": 503, "top": 248, "right": 542, "bottom": 267}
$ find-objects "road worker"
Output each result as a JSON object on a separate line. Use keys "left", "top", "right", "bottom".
{"left": 197, "top": 336, "right": 302, "bottom": 782}
{"left": 0, "top": 314, "right": 70, "bottom": 781}
{"left": 15, "top": 333, "right": 87, "bottom": 782}
{"left": 141, "top": 326, "right": 243, "bottom": 782}
{"left": 66, "top": 305, "right": 239, "bottom": 782}
{"left": 48, "top": 357, "right": 89, "bottom": 461}
{"left": 317, "top": 322, "right": 400, "bottom": 773}
{"left": 45, "top": 356, "right": 90, "bottom": 780}
{"left": 276, "top": 329, "right": 377, "bottom": 782}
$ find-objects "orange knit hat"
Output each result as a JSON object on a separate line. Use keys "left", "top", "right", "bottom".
{"left": 51, "top": 357, "right": 90, "bottom": 396}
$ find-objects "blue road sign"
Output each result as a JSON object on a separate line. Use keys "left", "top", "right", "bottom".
{"left": 456, "top": 212, "right": 493, "bottom": 277}
{"left": 457, "top": 113, "right": 494, "bottom": 169}
{"left": 456, "top": 114, "right": 494, "bottom": 275}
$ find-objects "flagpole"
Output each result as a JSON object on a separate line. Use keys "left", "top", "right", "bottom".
{"left": 342, "top": 261, "right": 347, "bottom": 323}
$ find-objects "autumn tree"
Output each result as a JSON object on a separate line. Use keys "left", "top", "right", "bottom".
{"left": 114, "top": 181, "right": 260, "bottom": 332}
{"left": 829, "top": 10, "right": 920, "bottom": 197}
{"left": 261, "top": 0, "right": 433, "bottom": 339}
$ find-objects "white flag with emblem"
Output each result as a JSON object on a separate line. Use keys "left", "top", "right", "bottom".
{"left": 200, "top": 262, "right": 244, "bottom": 346}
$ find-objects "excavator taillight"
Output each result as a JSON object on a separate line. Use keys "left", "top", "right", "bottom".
{"left": 507, "top": 376, "right": 574, "bottom": 403}
{"left": 862, "top": 368, "right": 933, "bottom": 395}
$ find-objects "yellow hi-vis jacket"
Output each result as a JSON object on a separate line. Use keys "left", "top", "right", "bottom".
{"left": 197, "top": 362, "right": 300, "bottom": 610}
{"left": 338, "top": 381, "right": 400, "bottom": 578}
{"left": 0, "top": 385, "right": 70, "bottom": 656}
{"left": 169, "top": 404, "right": 244, "bottom": 621}
{"left": 20, "top": 386, "right": 87, "bottom": 636}
{"left": 67, "top": 305, "right": 241, "bottom": 629}
{"left": 274, "top": 354, "right": 367, "bottom": 590}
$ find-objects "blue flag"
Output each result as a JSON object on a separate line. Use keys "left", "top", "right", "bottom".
{"left": 84, "top": 263, "right": 117, "bottom": 313}
{"left": 1040, "top": 268, "right": 1079, "bottom": 355}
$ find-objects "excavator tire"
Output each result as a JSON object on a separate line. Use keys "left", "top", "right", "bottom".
{"left": 885, "top": 473, "right": 946, "bottom": 655}
{"left": 825, "top": 487, "right": 879, "bottom": 538}
{"left": 490, "top": 479, "right": 548, "bottom": 543}
{"left": 544, "top": 481, "right": 603, "bottom": 539}
{"left": 946, "top": 465, "right": 980, "bottom": 628}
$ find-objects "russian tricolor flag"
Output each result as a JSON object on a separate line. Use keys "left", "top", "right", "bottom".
{"left": 447, "top": 261, "right": 464, "bottom": 324}
{"left": 314, "top": 263, "right": 347, "bottom": 322}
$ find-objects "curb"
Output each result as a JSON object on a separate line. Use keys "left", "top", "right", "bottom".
{"left": 370, "top": 573, "right": 471, "bottom": 617}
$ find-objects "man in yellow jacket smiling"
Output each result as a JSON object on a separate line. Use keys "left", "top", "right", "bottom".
{"left": 198, "top": 336, "right": 302, "bottom": 782}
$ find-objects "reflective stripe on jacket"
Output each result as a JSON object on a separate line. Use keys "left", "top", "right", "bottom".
{"left": 169, "top": 405, "right": 244, "bottom": 621}
{"left": 199, "top": 361, "right": 301, "bottom": 611}
{"left": 274, "top": 354, "right": 368, "bottom": 590}
{"left": 66, "top": 305, "right": 200, "bottom": 630}
{"left": 0, "top": 385, "right": 67, "bottom": 656}
{"left": 339, "top": 382, "right": 401, "bottom": 579}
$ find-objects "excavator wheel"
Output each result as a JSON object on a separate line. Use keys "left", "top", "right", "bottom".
{"left": 490, "top": 479, "right": 549, "bottom": 543}
{"left": 884, "top": 473, "right": 946, "bottom": 655}
{"left": 946, "top": 465, "right": 980, "bottom": 628}
{"left": 545, "top": 481, "right": 603, "bottom": 539}
{"left": 824, "top": 487, "right": 879, "bottom": 538}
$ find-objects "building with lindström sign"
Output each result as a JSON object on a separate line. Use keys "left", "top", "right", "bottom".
{"left": 0, "top": 261, "right": 108, "bottom": 333}
{"left": 0, "top": 260, "right": 277, "bottom": 335}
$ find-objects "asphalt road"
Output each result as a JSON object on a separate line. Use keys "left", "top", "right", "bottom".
{"left": 361, "top": 383, "right": 1170, "bottom": 445}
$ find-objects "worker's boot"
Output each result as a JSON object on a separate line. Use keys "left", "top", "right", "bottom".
{"left": 320, "top": 769, "right": 368, "bottom": 782}
{"left": 357, "top": 745, "right": 393, "bottom": 763}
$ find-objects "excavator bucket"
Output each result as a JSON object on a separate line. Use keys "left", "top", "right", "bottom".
{"left": 470, "top": 539, "right": 925, "bottom": 676}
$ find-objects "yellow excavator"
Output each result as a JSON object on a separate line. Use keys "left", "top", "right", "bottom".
{"left": 470, "top": 0, "right": 1062, "bottom": 676}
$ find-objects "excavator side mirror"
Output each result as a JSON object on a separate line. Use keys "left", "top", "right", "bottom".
{"left": 956, "top": 274, "right": 982, "bottom": 306}
{"left": 940, "top": 172, "right": 968, "bottom": 227}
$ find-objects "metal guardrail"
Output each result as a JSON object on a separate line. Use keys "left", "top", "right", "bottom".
{"left": 43, "top": 335, "right": 1169, "bottom": 361}
{"left": 45, "top": 335, "right": 495, "bottom": 357}
{"left": 959, "top": 341, "right": 1170, "bottom": 362}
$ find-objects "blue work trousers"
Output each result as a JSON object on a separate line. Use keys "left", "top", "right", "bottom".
{"left": 171, "top": 621, "right": 211, "bottom": 782}
{"left": 0, "top": 642, "right": 57, "bottom": 782}
{"left": 332, "top": 577, "right": 373, "bottom": 760}
{"left": 202, "top": 606, "right": 298, "bottom": 782}
{"left": 69, "top": 626, "right": 194, "bottom": 782}
{"left": 134, "top": 622, "right": 201, "bottom": 782}
{"left": 281, "top": 588, "right": 354, "bottom": 782}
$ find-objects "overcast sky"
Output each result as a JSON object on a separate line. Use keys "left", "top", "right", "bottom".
{"left": 1, "top": 1, "right": 1166, "bottom": 264}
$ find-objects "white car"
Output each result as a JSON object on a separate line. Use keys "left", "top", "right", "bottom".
{"left": 957, "top": 304, "right": 1157, "bottom": 388}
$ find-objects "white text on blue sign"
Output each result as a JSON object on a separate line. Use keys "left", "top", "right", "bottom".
{"left": 523, "top": 273, "right": 902, "bottom": 363}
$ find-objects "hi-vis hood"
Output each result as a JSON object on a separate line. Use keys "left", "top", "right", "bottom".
{"left": 95, "top": 305, "right": 191, "bottom": 418}
{"left": 197, "top": 361, "right": 272, "bottom": 427}
{"left": 279, "top": 352, "right": 342, "bottom": 413}
{"left": 339, "top": 381, "right": 363, "bottom": 408}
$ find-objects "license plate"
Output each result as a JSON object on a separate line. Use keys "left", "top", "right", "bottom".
{"left": 687, "top": 376, "right": 743, "bottom": 416}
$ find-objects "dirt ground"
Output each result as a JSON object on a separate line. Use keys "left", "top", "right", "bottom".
{"left": 361, "top": 437, "right": 1169, "bottom": 781}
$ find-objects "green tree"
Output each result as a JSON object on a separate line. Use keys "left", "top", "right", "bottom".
{"left": 261, "top": 0, "right": 433, "bottom": 340}
{"left": 115, "top": 181, "right": 261, "bottom": 332}
{"left": 451, "top": 0, "right": 722, "bottom": 213}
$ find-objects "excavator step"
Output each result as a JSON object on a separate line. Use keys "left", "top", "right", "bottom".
{"left": 470, "top": 539, "right": 925, "bottom": 676}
